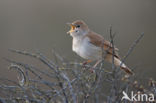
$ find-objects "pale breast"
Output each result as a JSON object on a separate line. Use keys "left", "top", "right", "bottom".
{"left": 72, "top": 37, "right": 101, "bottom": 60}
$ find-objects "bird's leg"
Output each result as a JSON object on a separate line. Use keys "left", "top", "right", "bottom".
{"left": 82, "top": 60, "right": 92, "bottom": 67}
{"left": 90, "top": 60, "right": 102, "bottom": 73}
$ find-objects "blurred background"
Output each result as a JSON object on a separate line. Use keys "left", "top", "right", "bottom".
{"left": 0, "top": 0, "right": 155, "bottom": 80}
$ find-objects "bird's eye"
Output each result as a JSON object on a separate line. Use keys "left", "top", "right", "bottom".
{"left": 76, "top": 25, "right": 80, "bottom": 28}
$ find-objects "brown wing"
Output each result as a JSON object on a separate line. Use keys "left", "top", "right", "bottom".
{"left": 86, "top": 31, "right": 120, "bottom": 58}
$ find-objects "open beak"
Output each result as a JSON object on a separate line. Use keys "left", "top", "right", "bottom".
{"left": 66, "top": 22, "right": 76, "bottom": 34}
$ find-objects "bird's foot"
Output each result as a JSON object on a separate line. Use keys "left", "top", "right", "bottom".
{"left": 89, "top": 67, "right": 95, "bottom": 73}
{"left": 82, "top": 60, "right": 92, "bottom": 68}
{"left": 82, "top": 61, "right": 88, "bottom": 67}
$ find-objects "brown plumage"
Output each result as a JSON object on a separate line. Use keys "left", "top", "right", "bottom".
{"left": 86, "top": 31, "right": 120, "bottom": 59}
{"left": 67, "top": 20, "right": 133, "bottom": 75}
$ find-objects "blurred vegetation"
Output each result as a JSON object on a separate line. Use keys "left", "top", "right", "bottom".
{"left": 0, "top": 31, "right": 155, "bottom": 103}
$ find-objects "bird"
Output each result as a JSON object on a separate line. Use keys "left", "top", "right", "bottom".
{"left": 67, "top": 20, "right": 133, "bottom": 75}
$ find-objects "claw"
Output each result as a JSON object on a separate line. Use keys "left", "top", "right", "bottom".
{"left": 82, "top": 60, "right": 92, "bottom": 67}
{"left": 90, "top": 67, "right": 95, "bottom": 73}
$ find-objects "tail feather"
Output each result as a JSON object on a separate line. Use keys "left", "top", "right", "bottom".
{"left": 105, "top": 54, "right": 134, "bottom": 75}
{"left": 115, "top": 58, "right": 133, "bottom": 75}
{"left": 113, "top": 57, "right": 133, "bottom": 75}
{"left": 120, "top": 66, "right": 133, "bottom": 75}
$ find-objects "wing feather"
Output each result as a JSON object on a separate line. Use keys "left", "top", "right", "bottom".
{"left": 86, "top": 31, "right": 120, "bottom": 58}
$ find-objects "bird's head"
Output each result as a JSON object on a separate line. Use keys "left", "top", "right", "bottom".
{"left": 67, "top": 20, "right": 89, "bottom": 37}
